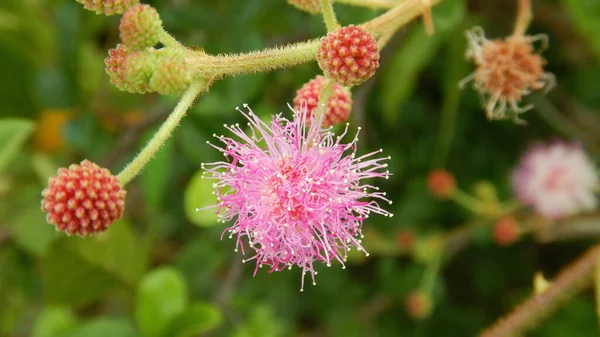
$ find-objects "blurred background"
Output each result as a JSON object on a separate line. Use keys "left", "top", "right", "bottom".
{"left": 2, "top": 0, "right": 600, "bottom": 336}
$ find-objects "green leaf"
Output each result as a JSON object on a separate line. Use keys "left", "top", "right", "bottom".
{"left": 31, "top": 307, "right": 77, "bottom": 337}
{"left": 0, "top": 118, "right": 35, "bottom": 172}
{"left": 10, "top": 205, "right": 59, "bottom": 257}
{"left": 232, "top": 304, "right": 286, "bottom": 337}
{"left": 184, "top": 169, "right": 219, "bottom": 227}
{"left": 161, "top": 302, "right": 223, "bottom": 337}
{"left": 135, "top": 267, "right": 188, "bottom": 337}
{"left": 60, "top": 318, "right": 140, "bottom": 337}
{"left": 42, "top": 221, "right": 148, "bottom": 306}
{"left": 561, "top": 0, "right": 600, "bottom": 59}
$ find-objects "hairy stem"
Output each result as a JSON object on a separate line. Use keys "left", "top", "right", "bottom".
{"left": 512, "top": 0, "right": 532, "bottom": 36}
{"left": 361, "top": 0, "right": 443, "bottom": 37}
{"left": 321, "top": 0, "right": 340, "bottom": 32}
{"left": 336, "top": 0, "right": 399, "bottom": 9}
{"left": 187, "top": 0, "right": 446, "bottom": 80}
{"left": 316, "top": 78, "right": 335, "bottom": 121}
{"left": 158, "top": 30, "right": 183, "bottom": 48}
{"left": 479, "top": 243, "right": 600, "bottom": 337}
{"left": 117, "top": 81, "right": 206, "bottom": 185}
{"left": 191, "top": 40, "right": 320, "bottom": 79}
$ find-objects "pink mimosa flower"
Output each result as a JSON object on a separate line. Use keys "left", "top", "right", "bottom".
{"left": 512, "top": 141, "right": 598, "bottom": 219}
{"left": 201, "top": 104, "right": 392, "bottom": 290}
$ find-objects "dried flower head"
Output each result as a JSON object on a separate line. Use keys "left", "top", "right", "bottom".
{"left": 293, "top": 75, "right": 352, "bottom": 127}
{"left": 317, "top": 25, "right": 380, "bottom": 87}
{"left": 119, "top": 4, "right": 163, "bottom": 51}
{"left": 201, "top": 104, "right": 392, "bottom": 290}
{"left": 512, "top": 141, "right": 597, "bottom": 219}
{"left": 76, "top": 0, "right": 139, "bottom": 15}
{"left": 41, "top": 160, "right": 126, "bottom": 236}
{"left": 286, "top": 0, "right": 321, "bottom": 14}
{"left": 460, "top": 26, "right": 555, "bottom": 124}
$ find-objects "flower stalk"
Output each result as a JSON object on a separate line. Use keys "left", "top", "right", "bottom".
{"left": 479, "top": 243, "right": 600, "bottom": 337}
{"left": 117, "top": 81, "right": 207, "bottom": 185}
{"left": 320, "top": 0, "right": 340, "bottom": 31}
{"left": 512, "top": 0, "right": 532, "bottom": 36}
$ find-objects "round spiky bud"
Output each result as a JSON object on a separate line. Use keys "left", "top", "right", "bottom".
{"left": 293, "top": 75, "right": 352, "bottom": 127}
{"left": 427, "top": 169, "right": 456, "bottom": 199}
{"left": 105, "top": 44, "right": 155, "bottom": 94}
{"left": 41, "top": 160, "right": 126, "bottom": 236}
{"left": 396, "top": 229, "right": 415, "bottom": 253}
{"left": 493, "top": 216, "right": 520, "bottom": 246}
{"left": 405, "top": 291, "right": 433, "bottom": 320}
{"left": 317, "top": 25, "right": 379, "bottom": 87}
{"left": 149, "top": 49, "right": 193, "bottom": 96}
{"left": 76, "top": 0, "right": 139, "bottom": 15}
{"left": 119, "top": 4, "right": 163, "bottom": 51}
{"left": 286, "top": 0, "right": 321, "bottom": 14}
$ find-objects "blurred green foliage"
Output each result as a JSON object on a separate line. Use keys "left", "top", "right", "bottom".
{"left": 2, "top": 0, "right": 600, "bottom": 336}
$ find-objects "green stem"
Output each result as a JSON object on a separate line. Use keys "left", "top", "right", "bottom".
{"left": 190, "top": 40, "right": 320, "bottom": 79}
{"left": 479, "top": 243, "right": 600, "bottom": 337}
{"left": 117, "top": 81, "right": 206, "bottom": 186}
{"left": 420, "top": 254, "right": 442, "bottom": 294}
{"left": 158, "top": 30, "right": 183, "bottom": 48}
{"left": 336, "top": 0, "right": 400, "bottom": 9}
{"left": 361, "top": 0, "right": 443, "bottom": 37}
{"left": 451, "top": 189, "right": 486, "bottom": 214}
{"left": 320, "top": 0, "right": 340, "bottom": 32}
{"left": 316, "top": 79, "right": 335, "bottom": 122}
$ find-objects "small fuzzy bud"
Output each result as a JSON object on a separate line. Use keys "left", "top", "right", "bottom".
{"left": 493, "top": 216, "right": 520, "bottom": 246}
{"left": 41, "top": 160, "right": 126, "bottom": 236}
{"left": 396, "top": 229, "right": 415, "bottom": 253}
{"left": 427, "top": 170, "right": 456, "bottom": 199}
{"left": 76, "top": 0, "right": 139, "bottom": 15}
{"left": 149, "top": 49, "right": 193, "bottom": 96}
{"left": 105, "top": 44, "right": 155, "bottom": 94}
{"left": 119, "top": 4, "right": 163, "bottom": 51}
{"left": 293, "top": 75, "right": 352, "bottom": 127}
{"left": 317, "top": 25, "right": 379, "bottom": 87}
{"left": 405, "top": 291, "right": 433, "bottom": 320}
{"left": 286, "top": 0, "right": 321, "bottom": 14}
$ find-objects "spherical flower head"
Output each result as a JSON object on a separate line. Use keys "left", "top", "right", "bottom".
{"left": 149, "top": 48, "right": 193, "bottom": 96}
{"left": 405, "top": 291, "right": 433, "bottom": 320}
{"left": 105, "top": 44, "right": 156, "bottom": 94}
{"left": 317, "top": 25, "right": 379, "bottom": 87}
{"left": 512, "top": 141, "right": 598, "bottom": 219}
{"left": 119, "top": 4, "right": 163, "bottom": 51}
{"left": 460, "top": 26, "right": 555, "bottom": 124}
{"left": 427, "top": 169, "right": 456, "bottom": 199}
{"left": 293, "top": 75, "right": 352, "bottom": 127}
{"left": 201, "top": 104, "right": 392, "bottom": 290}
{"left": 493, "top": 216, "right": 520, "bottom": 246}
{"left": 286, "top": 0, "right": 321, "bottom": 14}
{"left": 76, "top": 0, "right": 139, "bottom": 15}
{"left": 41, "top": 160, "right": 126, "bottom": 236}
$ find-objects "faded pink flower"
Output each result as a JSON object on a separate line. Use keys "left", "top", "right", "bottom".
{"left": 201, "top": 104, "right": 392, "bottom": 290}
{"left": 512, "top": 141, "right": 598, "bottom": 219}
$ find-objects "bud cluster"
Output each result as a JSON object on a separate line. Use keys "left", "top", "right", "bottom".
{"left": 76, "top": 0, "right": 139, "bottom": 16}
{"left": 104, "top": 4, "right": 194, "bottom": 96}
